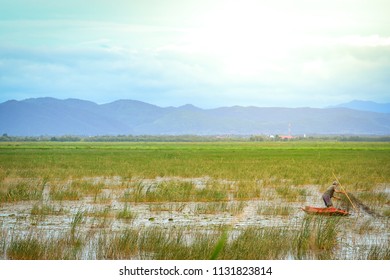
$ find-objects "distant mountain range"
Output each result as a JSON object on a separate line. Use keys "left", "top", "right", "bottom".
{"left": 332, "top": 100, "right": 390, "bottom": 113}
{"left": 1, "top": 98, "right": 390, "bottom": 136}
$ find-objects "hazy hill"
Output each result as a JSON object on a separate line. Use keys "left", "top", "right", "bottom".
{"left": 0, "top": 98, "right": 130, "bottom": 136}
{"left": 333, "top": 100, "right": 390, "bottom": 113}
{"left": 1, "top": 98, "right": 390, "bottom": 136}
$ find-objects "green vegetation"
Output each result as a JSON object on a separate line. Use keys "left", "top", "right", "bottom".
{"left": 30, "top": 203, "right": 66, "bottom": 216}
{"left": 294, "top": 216, "right": 341, "bottom": 260}
{"left": 2, "top": 218, "right": 349, "bottom": 260}
{"left": 0, "top": 180, "right": 43, "bottom": 203}
{"left": 121, "top": 181, "right": 228, "bottom": 203}
{"left": 194, "top": 201, "right": 246, "bottom": 215}
{"left": 275, "top": 186, "right": 307, "bottom": 202}
{"left": 0, "top": 141, "right": 389, "bottom": 260}
{"left": 1, "top": 141, "right": 389, "bottom": 188}
{"left": 257, "top": 205, "right": 293, "bottom": 216}
{"left": 97, "top": 229, "right": 139, "bottom": 259}
{"left": 116, "top": 204, "right": 136, "bottom": 221}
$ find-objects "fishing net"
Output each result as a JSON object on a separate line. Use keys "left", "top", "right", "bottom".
{"left": 341, "top": 192, "right": 382, "bottom": 217}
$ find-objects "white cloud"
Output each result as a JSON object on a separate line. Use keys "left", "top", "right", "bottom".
{"left": 1, "top": 0, "right": 390, "bottom": 107}
{"left": 1, "top": 39, "right": 390, "bottom": 108}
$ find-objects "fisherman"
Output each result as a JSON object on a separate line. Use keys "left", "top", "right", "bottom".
{"left": 322, "top": 181, "right": 344, "bottom": 208}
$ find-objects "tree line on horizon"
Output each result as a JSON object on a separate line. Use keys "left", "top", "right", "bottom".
{"left": 1, "top": 133, "right": 390, "bottom": 142}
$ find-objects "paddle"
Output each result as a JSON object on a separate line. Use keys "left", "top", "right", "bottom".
{"left": 332, "top": 172, "right": 359, "bottom": 214}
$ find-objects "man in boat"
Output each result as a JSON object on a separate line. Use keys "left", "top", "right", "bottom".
{"left": 322, "top": 181, "right": 344, "bottom": 208}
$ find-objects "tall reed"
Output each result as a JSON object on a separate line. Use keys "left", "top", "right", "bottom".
{"left": 96, "top": 229, "right": 139, "bottom": 259}
{"left": 0, "top": 181, "right": 43, "bottom": 203}
{"left": 293, "top": 216, "right": 341, "bottom": 259}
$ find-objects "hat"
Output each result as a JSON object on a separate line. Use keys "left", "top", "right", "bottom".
{"left": 332, "top": 181, "right": 339, "bottom": 185}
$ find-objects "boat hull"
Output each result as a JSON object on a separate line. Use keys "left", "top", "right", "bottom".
{"left": 302, "top": 206, "right": 349, "bottom": 216}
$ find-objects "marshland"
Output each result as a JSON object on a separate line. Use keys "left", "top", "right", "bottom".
{"left": 0, "top": 141, "right": 389, "bottom": 260}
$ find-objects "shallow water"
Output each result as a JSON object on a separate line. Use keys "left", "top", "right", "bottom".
{"left": 1, "top": 176, "right": 389, "bottom": 259}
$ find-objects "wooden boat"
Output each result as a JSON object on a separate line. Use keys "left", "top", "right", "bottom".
{"left": 301, "top": 206, "right": 349, "bottom": 216}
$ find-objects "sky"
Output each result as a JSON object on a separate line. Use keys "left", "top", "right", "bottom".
{"left": 1, "top": 0, "right": 390, "bottom": 108}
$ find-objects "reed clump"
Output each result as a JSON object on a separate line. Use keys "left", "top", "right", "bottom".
{"left": 116, "top": 204, "right": 136, "bottom": 221}
{"left": 72, "top": 180, "right": 104, "bottom": 196}
{"left": 96, "top": 229, "right": 139, "bottom": 259}
{"left": 222, "top": 226, "right": 292, "bottom": 259}
{"left": 293, "top": 216, "right": 341, "bottom": 259}
{"left": 86, "top": 206, "right": 112, "bottom": 218}
{"left": 138, "top": 227, "right": 221, "bottom": 260}
{"left": 70, "top": 210, "right": 85, "bottom": 245}
{"left": 275, "top": 185, "right": 306, "bottom": 202}
{"left": 194, "top": 201, "right": 246, "bottom": 215}
{"left": 50, "top": 180, "right": 104, "bottom": 201}
{"left": 257, "top": 205, "right": 293, "bottom": 216}
{"left": 121, "top": 181, "right": 229, "bottom": 203}
{"left": 7, "top": 234, "right": 46, "bottom": 260}
{"left": 235, "top": 181, "right": 261, "bottom": 200}
{"left": 148, "top": 203, "right": 186, "bottom": 213}
{"left": 0, "top": 181, "right": 43, "bottom": 203}
{"left": 50, "top": 184, "right": 80, "bottom": 201}
{"left": 383, "top": 208, "right": 390, "bottom": 217}
{"left": 355, "top": 192, "right": 389, "bottom": 206}
{"left": 6, "top": 231, "right": 86, "bottom": 260}
{"left": 365, "top": 242, "right": 390, "bottom": 260}
{"left": 30, "top": 203, "right": 66, "bottom": 216}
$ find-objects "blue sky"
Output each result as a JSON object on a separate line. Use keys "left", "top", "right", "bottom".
{"left": 1, "top": 0, "right": 390, "bottom": 108}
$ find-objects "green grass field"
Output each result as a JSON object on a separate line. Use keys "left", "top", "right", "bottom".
{"left": 0, "top": 141, "right": 389, "bottom": 260}
{"left": 1, "top": 141, "right": 389, "bottom": 187}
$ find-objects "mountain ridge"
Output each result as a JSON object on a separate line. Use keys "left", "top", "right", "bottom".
{"left": 332, "top": 100, "right": 390, "bottom": 113}
{"left": 1, "top": 97, "right": 389, "bottom": 136}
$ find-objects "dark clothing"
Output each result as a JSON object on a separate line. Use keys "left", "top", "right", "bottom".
{"left": 322, "top": 185, "right": 336, "bottom": 207}
{"left": 323, "top": 194, "right": 332, "bottom": 207}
